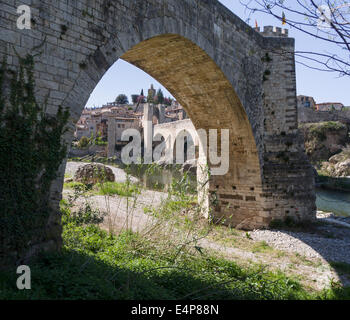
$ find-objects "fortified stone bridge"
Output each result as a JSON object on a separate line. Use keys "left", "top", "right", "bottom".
{"left": 0, "top": 0, "right": 316, "bottom": 257}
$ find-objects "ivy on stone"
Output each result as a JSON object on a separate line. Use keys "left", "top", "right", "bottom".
{"left": 0, "top": 54, "right": 69, "bottom": 262}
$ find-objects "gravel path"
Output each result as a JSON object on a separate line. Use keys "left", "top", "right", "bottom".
{"left": 250, "top": 228, "right": 350, "bottom": 264}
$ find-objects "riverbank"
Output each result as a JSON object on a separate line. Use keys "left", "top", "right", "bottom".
{"left": 61, "top": 162, "right": 350, "bottom": 292}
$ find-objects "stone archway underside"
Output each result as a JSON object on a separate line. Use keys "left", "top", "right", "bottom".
{"left": 122, "top": 34, "right": 264, "bottom": 228}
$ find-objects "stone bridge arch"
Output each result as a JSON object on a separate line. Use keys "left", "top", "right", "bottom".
{"left": 0, "top": 0, "right": 316, "bottom": 257}
{"left": 153, "top": 118, "right": 198, "bottom": 164}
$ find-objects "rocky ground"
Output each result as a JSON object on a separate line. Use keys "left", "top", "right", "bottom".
{"left": 63, "top": 161, "right": 350, "bottom": 291}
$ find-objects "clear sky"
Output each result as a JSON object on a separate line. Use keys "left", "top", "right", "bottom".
{"left": 85, "top": 0, "right": 350, "bottom": 108}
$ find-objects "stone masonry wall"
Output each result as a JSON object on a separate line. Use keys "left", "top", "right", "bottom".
{"left": 298, "top": 107, "right": 350, "bottom": 125}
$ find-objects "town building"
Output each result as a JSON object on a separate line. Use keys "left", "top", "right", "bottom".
{"left": 297, "top": 95, "right": 316, "bottom": 109}
{"left": 74, "top": 85, "right": 188, "bottom": 144}
{"left": 315, "top": 102, "right": 344, "bottom": 112}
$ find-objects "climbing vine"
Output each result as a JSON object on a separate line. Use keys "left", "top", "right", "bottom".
{"left": 0, "top": 54, "right": 69, "bottom": 261}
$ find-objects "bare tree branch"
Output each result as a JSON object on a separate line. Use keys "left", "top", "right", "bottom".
{"left": 240, "top": 0, "right": 350, "bottom": 76}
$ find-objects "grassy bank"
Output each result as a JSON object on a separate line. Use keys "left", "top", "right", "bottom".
{"left": 1, "top": 202, "right": 350, "bottom": 300}
{"left": 2, "top": 164, "right": 349, "bottom": 300}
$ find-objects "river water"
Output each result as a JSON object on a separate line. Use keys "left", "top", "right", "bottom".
{"left": 316, "top": 187, "right": 350, "bottom": 217}
{"left": 124, "top": 165, "right": 350, "bottom": 217}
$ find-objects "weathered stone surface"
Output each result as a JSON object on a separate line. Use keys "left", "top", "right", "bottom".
{"left": 74, "top": 163, "right": 115, "bottom": 185}
{"left": 299, "top": 106, "right": 350, "bottom": 125}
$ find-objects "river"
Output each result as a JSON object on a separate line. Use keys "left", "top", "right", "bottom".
{"left": 316, "top": 187, "right": 350, "bottom": 217}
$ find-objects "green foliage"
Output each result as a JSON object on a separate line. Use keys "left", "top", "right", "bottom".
{"left": 308, "top": 121, "right": 346, "bottom": 141}
{"left": 78, "top": 136, "right": 90, "bottom": 149}
{"left": 77, "top": 133, "right": 107, "bottom": 149}
{"left": 0, "top": 55, "right": 69, "bottom": 258}
{"left": 316, "top": 174, "right": 350, "bottom": 191}
{"left": 156, "top": 88, "right": 164, "bottom": 104}
{"left": 94, "top": 133, "right": 107, "bottom": 146}
{"left": 61, "top": 197, "right": 105, "bottom": 227}
{"left": 269, "top": 217, "right": 310, "bottom": 231}
{"left": 252, "top": 241, "right": 273, "bottom": 253}
{"left": 263, "top": 69, "right": 271, "bottom": 82}
{"left": 0, "top": 213, "right": 317, "bottom": 300}
{"left": 276, "top": 151, "right": 290, "bottom": 163}
{"left": 94, "top": 182, "right": 140, "bottom": 197}
{"left": 115, "top": 94, "right": 129, "bottom": 105}
{"left": 1, "top": 163, "right": 349, "bottom": 299}
{"left": 1, "top": 207, "right": 348, "bottom": 300}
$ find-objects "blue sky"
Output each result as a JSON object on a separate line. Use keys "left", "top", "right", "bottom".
{"left": 85, "top": 0, "right": 350, "bottom": 108}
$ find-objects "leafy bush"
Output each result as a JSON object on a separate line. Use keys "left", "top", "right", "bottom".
{"left": 115, "top": 94, "right": 128, "bottom": 105}
{"left": 308, "top": 121, "right": 346, "bottom": 141}
{"left": 78, "top": 136, "right": 90, "bottom": 149}
{"left": 61, "top": 198, "right": 105, "bottom": 227}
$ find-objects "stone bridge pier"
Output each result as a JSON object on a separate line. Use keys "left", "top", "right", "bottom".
{"left": 0, "top": 0, "right": 316, "bottom": 260}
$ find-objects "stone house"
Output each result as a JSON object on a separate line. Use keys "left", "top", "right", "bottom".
{"left": 316, "top": 102, "right": 344, "bottom": 112}
{"left": 297, "top": 95, "right": 316, "bottom": 109}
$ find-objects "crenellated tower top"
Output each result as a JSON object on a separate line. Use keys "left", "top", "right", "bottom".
{"left": 255, "top": 26, "right": 289, "bottom": 38}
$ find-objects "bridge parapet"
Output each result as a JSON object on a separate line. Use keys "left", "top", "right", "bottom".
{"left": 255, "top": 26, "right": 289, "bottom": 37}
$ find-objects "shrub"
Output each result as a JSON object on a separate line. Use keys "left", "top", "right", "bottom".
{"left": 78, "top": 136, "right": 90, "bottom": 149}
{"left": 308, "top": 121, "right": 346, "bottom": 141}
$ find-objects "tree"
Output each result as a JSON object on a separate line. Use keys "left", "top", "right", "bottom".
{"left": 115, "top": 94, "right": 129, "bottom": 105}
{"left": 164, "top": 97, "right": 173, "bottom": 106}
{"left": 131, "top": 94, "right": 139, "bottom": 104}
{"left": 78, "top": 136, "right": 90, "bottom": 149}
{"left": 240, "top": 0, "right": 350, "bottom": 76}
{"left": 147, "top": 91, "right": 155, "bottom": 103}
{"left": 156, "top": 88, "right": 164, "bottom": 104}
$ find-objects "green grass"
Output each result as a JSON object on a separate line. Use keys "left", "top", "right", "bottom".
{"left": 252, "top": 241, "right": 273, "bottom": 253}
{"left": 0, "top": 223, "right": 309, "bottom": 300}
{"left": 2, "top": 173, "right": 350, "bottom": 300}
{"left": 1, "top": 207, "right": 350, "bottom": 300}
{"left": 94, "top": 182, "right": 140, "bottom": 197}
{"left": 63, "top": 181, "right": 86, "bottom": 190}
